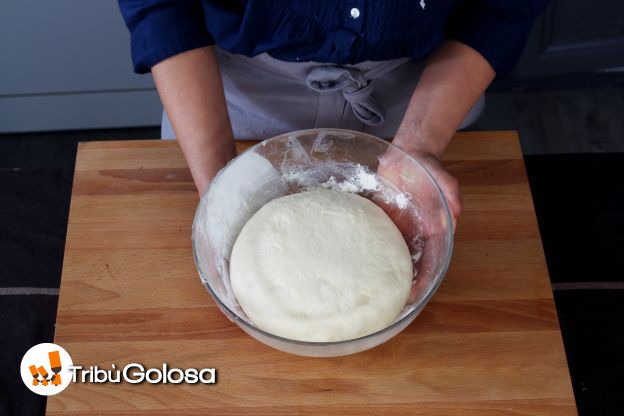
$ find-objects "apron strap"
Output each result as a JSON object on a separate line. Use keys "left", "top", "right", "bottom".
{"left": 306, "top": 66, "right": 385, "bottom": 126}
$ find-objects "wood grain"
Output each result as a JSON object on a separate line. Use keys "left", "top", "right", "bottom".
{"left": 48, "top": 131, "right": 576, "bottom": 415}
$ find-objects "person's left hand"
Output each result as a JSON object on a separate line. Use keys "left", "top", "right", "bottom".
{"left": 400, "top": 149, "right": 462, "bottom": 225}
{"left": 376, "top": 142, "right": 459, "bottom": 302}
{"left": 376, "top": 142, "right": 462, "bottom": 233}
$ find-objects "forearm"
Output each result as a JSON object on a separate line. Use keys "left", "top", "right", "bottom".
{"left": 152, "top": 46, "right": 235, "bottom": 194}
{"left": 394, "top": 40, "right": 495, "bottom": 157}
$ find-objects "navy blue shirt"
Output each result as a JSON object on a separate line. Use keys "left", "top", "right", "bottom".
{"left": 119, "top": 0, "right": 549, "bottom": 75}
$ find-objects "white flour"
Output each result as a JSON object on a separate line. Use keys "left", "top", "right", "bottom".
{"left": 282, "top": 163, "right": 412, "bottom": 210}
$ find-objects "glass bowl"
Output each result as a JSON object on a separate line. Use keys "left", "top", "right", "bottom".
{"left": 192, "top": 129, "right": 453, "bottom": 356}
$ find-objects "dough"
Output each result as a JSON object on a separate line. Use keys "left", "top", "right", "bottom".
{"left": 229, "top": 188, "right": 413, "bottom": 342}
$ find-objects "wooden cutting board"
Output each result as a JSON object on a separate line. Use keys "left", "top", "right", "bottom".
{"left": 47, "top": 131, "right": 577, "bottom": 415}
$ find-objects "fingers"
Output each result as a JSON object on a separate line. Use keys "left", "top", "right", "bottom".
{"left": 377, "top": 147, "right": 460, "bottom": 233}
{"left": 375, "top": 145, "right": 456, "bottom": 305}
{"left": 411, "top": 153, "right": 461, "bottom": 230}
{"left": 435, "top": 169, "right": 462, "bottom": 230}
{"left": 371, "top": 192, "right": 421, "bottom": 243}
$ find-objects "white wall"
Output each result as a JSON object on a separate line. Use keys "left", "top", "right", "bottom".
{"left": 0, "top": 1, "right": 161, "bottom": 132}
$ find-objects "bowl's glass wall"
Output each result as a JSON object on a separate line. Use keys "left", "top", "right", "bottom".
{"left": 192, "top": 129, "right": 453, "bottom": 356}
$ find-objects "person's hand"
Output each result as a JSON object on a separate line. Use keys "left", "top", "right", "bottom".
{"left": 376, "top": 142, "right": 459, "bottom": 303}
{"left": 193, "top": 142, "right": 237, "bottom": 195}
{"left": 151, "top": 46, "right": 236, "bottom": 196}
{"left": 398, "top": 149, "right": 462, "bottom": 225}
{"left": 376, "top": 142, "right": 461, "bottom": 233}
{"left": 375, "top": 38, "right": 494, "bottom": 227}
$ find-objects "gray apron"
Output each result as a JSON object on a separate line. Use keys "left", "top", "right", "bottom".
{"left": 162, "top": 47, "right": 484, "bottom": 140}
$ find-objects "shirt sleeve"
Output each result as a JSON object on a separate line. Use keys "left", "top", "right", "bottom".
{"left": 446, "top": 0, "right": 551, "bottom": 75}
{"left": 118, "top": 0, "right": 214, "bottom": 74}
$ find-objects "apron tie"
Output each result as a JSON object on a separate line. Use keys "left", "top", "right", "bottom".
{"left": 305, "top": 66, "right": 385, "bottom": 126}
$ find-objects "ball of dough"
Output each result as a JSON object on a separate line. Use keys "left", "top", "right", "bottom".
{"left": 229, "top": 188, "right": 413, "bottom": 342}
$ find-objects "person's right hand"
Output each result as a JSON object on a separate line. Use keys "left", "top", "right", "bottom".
{"left": 152, "top": 46, "right": 236, "bottom": 197}
{"left": 193, "top": 142, "right": 237, "bottom": 196}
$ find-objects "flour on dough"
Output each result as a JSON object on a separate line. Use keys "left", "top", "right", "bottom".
{"left": 229, "top": 188, "right": 413, "bottom": 342}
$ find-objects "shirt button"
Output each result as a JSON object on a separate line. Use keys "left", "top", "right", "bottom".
{"left": 350, "top": 8, "right": 360, "bottom": 19}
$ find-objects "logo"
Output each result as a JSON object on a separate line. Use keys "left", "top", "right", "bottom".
{"left": 21, "top": 343, "right": 217, "bottom": 395}
{"left": 70, "top": 364, "right": 217, "bottom": 384}
{"left": 20, "top": 343, "right": 73, "bottom": 396}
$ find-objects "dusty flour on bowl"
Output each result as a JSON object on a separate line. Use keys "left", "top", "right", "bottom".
{"left": 282, "top": 163, "right": 412, "bottom": 211}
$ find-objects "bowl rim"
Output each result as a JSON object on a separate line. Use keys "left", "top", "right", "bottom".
{"left": 191, "top": 128, "right": 454, "bottom": 346}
